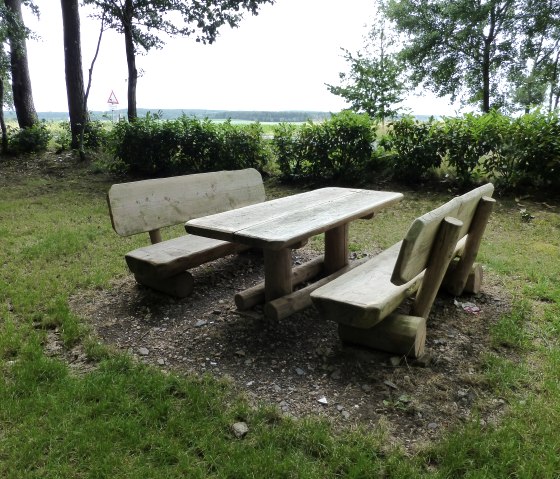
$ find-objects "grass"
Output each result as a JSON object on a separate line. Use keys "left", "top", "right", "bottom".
{"left": 1, "top": 154, "right": 560, "bottom": 477}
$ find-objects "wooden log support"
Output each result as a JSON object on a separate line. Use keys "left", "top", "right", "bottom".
{"left": 324, "top": 223, "right": 349, "bottom": 275}
{"left": 412, "top": 217, "right": 463, "bottom": 319}
{"left": 444, "top": 260, "right": 483, "bottom": 295}
{"left": 264, "top": 258, "right": 368, "bottom": 321}
{"left": 149, "top": 229, "right": 162, "bottom": 244}
{"left": 235, "top": 257, "right": 325, "bottom": 310}
{"left": 134, "top": 271, "right": 194, "bottom": 298}
{"left": 338, "top": 314, "right": 426, "bottom": 358}
{"left": 263, "top": 248, "right": 293, "bottom": 302}
{"left": 445, "top": 196, "right": 495, "bottom": 296}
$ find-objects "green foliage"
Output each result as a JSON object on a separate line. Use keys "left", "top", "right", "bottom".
{"left": 8, "top": 122, "right": 51, "bottom": 154}
{"left": 385, "top": 0, "right": 517, "bottom": 113}
{"left": 381, "top": 115, "right": 443, "bottom": 182}
{"left": 107, "top": 114, "right": 269, "bottom": 176}
{"left": 272, "top": 111, "right": 378, "bottom": 182}
{"left": 327, "top": 15, "right": 405, "bottom": 123}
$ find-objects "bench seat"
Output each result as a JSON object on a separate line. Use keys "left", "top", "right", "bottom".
{"left": 312, "top": 237, "right": 467, "bottom": 329}
{"left": 125, "top": 235, "right": 251, "bottom": 280}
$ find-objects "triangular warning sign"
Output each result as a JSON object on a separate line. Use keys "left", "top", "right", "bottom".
{"left": 107, "top": 90, "right": 119, "bottom": 105}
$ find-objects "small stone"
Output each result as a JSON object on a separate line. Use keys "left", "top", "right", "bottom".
{"left": 336, "top": 404, "right": 344, "bottom": 412}
{"left": 389, "top": 356, "right": 402, "bottom": 367}
{"left": 317, "top": 396, "right": 328, "bottom": 405}
{"left": 232, "top": 422, "right": 249, "bottom": 439}
{"left": 383, "top": 380, "right": 398, "bottom": 390}
{"left": 412, "top": 353, "right": 432, "bottom": 368}
{"left": 427, "top": 422, "right": 438, "bottom": 430}
{"left": 195, "top": 320, "right": 207, "bottom": 328}
{"left": 157, "top": 358, "right": 166, "bottom": 365}
{"left": 361, "top": 384, "right": 372, "bottom": 393}
{"left": 330, "top": 369, "right": 341, "bottom": 380}
{"left": 341, "top": 410, "right": 350, "bottom": 419}
{"left": 138, "top": 347, "right": 149, "bottom": 356}
{"left": 244, "top": 359, "right": 252, "bottom": 366}
{"left": 235, "top": 350, "right": 246, "bottom": 357}
{"left": 295, "top": 367, "right": 305, "bottom": 376}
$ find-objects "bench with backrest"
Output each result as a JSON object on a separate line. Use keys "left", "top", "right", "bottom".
{"left": 311, "top": 183, "right": 495, "bottom": 358}
{"left": 107, "top": 168, "right": 266, "bottom": 297}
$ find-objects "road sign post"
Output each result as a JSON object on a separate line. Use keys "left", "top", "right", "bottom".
{"left": 107, "top": 90, "right": 119, "bottom": 121}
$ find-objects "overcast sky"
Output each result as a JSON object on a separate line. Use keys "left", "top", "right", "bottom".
{"left": 23, "top": 0, "right": 458, "bottom": 115}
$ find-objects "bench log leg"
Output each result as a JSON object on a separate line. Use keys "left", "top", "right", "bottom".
{"left": 444, "top": 260, "right": 483, "bottom": 295}
{"left": 445, "top": 196, "right": 495, "bottom": 296}
{"left": 133, "top": 272, "right": 194, "bottom": 298}
{"left": 338, "top": 314, "right": 426, "bottom": 358}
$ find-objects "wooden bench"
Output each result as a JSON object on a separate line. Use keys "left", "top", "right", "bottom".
{"left": 107, "top": 169, "right": 266, "bottom": 297}
{"left": 311, "top": 183, "right": 496, "bottom": 358}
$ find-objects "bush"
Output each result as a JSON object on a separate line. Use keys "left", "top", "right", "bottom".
{"left": 272, "top": 111, "right": 378, "bottom": 182}
{"left": 8, "top": 122, "right": 51, "bottom": 154}
{"left": 381, "top": 116, "right": 443, "bottom": 182}
{"left": 106, "top": 114, "right": 269, "bottom": 177}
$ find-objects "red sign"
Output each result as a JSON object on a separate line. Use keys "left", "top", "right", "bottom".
{"left": 107, "top": 90, "right": 119, "bottom": 105}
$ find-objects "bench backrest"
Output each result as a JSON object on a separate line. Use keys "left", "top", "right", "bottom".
{"left": 107, "top": 168, "right": 265, "bottom": 237}
{"left": 391, "top": 183, "right": 495, "bottom": 285}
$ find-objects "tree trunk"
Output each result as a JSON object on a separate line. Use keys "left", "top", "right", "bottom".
{"left": 60, "top": 0, "right": 88, "bottom": 149}
{"left": 482, "top": 39, "right": 491, "bottom": 113}
{"left": 0, "top": 77, "right": 8, "bottom": 154}
{"left": 123, "top": 0, "right": 137, "bottom": 122}
{"left": 4, "top": 0, "right": 38, "bottom": 128}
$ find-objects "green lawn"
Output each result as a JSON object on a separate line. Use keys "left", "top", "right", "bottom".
{"left": 1, "top": 153, "right": 559, "bottom": 478}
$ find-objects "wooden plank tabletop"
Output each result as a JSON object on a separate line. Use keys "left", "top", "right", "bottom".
{"left": 186, "top": 187, "right": 403, "bottom": 250}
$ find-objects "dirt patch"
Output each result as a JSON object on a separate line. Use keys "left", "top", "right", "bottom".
{"left": 70, "top": 248, "right": 514, "bottom": 452}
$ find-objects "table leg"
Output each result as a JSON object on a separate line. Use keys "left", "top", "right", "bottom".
{"left": 263, "top": 248, "right": 293, "bottom": 302}
{"left": 324, "top": 223, "right": 349, "bottom": 274}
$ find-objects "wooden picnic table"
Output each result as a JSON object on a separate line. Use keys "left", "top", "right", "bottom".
{"left": 186, "top": 187, "right": 403, "bottom": 305}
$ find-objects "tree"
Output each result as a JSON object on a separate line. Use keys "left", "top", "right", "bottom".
{"left": 84, "top": 0, "right": 274, "bottom": 122}
{"left": 0, "top": 46, "right": 11, "bottom": 153}
{"left": 510, "top": 0, "right": 560, "bottom": 112}
{"left": 61, "top": 0, "right": 88, "bottom": 150}
{"left": 3, "top": 0, "right": 38, "bottom": 127}
{"left": 385, "top": 0, "right": 518, "bottom": 113}
{"left": 326, "top": 15, "right": 405, "bottom": 123}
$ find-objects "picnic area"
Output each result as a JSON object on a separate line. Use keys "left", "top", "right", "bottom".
{"left": 2, "top": 151, "right": 559, "bottom": 477}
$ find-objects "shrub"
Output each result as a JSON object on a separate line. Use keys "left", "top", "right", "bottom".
{"left": 8, "top": 122, "right": 51, "bottom": 154}
{"left": 272, "top": 111, "right": 377, "bottom": 182}
{"left": 381, "top": 116, "right": 443, "bottom": 182}
{"left": 107, "top": 114, "right": 269, "bottom": 177}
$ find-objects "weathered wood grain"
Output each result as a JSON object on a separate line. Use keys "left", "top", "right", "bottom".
{"left": 108, "top": 168, "right": 265, "bottom": 237}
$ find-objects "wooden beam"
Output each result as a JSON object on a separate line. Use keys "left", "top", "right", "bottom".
{"left": 263, "top": 248, "right": 293, "bottom": 302}
{"left": 264, "top": 258, "right": 367, "bottom": 320}
{"left": 133, "top": 271, "right": 194, "bottom": 298}
{"left": 235, "top": 257, "right": 325, "bottom": 310}
{"left": 338, "top": 314, "right": 426, "bottom": 358}
{"left": 412, "top": 217, "right": 463, "bottom": 319}
{"left": 149, "top": 229, "right": 162, "bottom": 244}
{"left": 324, "top": 223, "right": 349, "bottom": 275}
{"left": 445, "top": 196, "right": 495, "bottom": 296}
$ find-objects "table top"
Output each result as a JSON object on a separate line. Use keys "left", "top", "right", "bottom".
{"left": 186, "top": 187, "right": 403, "bottom": 250}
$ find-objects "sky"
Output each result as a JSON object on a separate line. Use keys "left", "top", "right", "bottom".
{"left": 23, "top": 0, "right": 459, "bottom": 115}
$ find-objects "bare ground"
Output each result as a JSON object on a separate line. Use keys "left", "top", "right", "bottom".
{"left": 69, "top": 248, "right": 514, "bottom": 452}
